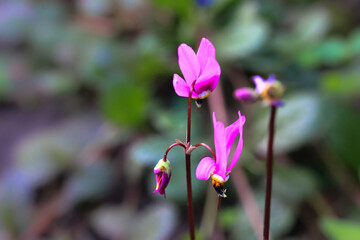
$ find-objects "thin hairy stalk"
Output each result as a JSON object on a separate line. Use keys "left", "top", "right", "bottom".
{"left": 263, "top": 106, "right": 277, "bottom": 240}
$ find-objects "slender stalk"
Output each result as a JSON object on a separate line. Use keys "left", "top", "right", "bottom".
{"left": 185, "top": 86, "right": 195, "bottom": 240}
{"left": 193, "top": 143, "right": 216, "bottom": 161}
{"left": 163, "top": 142, "right": 186, "bottom": 160}
{"left": 263, "top": 106, "right": 277, "bottom": 240}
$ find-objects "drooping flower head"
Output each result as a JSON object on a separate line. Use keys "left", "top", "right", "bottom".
{"left": 173, "top": 38, "right": 221, "bottom": 100}
{"left": 196, "top": 111, "right": 246, "bottom": 197}
{"left": 234, "top": 75, "right": 285, "bottom": 106}
{"left": 153, "top": 159, "right": 171, "bottom": 198}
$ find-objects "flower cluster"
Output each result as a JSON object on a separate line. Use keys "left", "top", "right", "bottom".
{"left": 153, "top": 38, "right": 284, "bottom": 199}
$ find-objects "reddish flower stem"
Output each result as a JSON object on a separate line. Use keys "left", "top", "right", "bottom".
{"left": 163, "top": 142, "right": 186, "bottom": 161}
{"left": 193, "top": 143, "right": 216, "bottom": 162}
{"left": 263, "top": 106, "right": 277, "bottom": 240}
{"left": 185, "top": 84, "right": 195, "bottom": 240}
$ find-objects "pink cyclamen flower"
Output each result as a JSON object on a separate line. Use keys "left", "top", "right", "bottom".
{"left": 153, "top": 159, "right": 171, "bottom": 198}
{"left": 196, "top": 111, "right": 246, "bottom": 197}
{"left": 173, "top": 38, "right": 221, "bottom": 100}
{"left": 234, "top": 75, "right": 285, "bottom": 106}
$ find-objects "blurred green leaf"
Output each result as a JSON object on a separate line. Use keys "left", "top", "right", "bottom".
{"left": 318, "top": 38, "right": 350, "bottom": 65}
{"left": 100, "top": 81, "right": 147, "bottom": 127}
{"left": 229, "top": 194, "right": 295, "bottom": 240}
{"left": 34, "top": 71, "right": 78, "bottom": 96}
{"left": 63, "top": 161, "right": 115, "bottom": 205}
{"left": 14, "top": 115, "right": 119, "bottom": 185}
{"left": 321, "top": 70, "right": 360, "bottom": 96}
{"left": 130, "top": 136, "right": 175, "bottom": 167}
{"left": 273, "top": 165, "right": 318, "bottom": 203}
{"left": 0, "top": 61, "right": 10, "bottom": 96}
{"left": 91, "top": 205, "right": 135, "bottom": 239}
{"left": 293, "top": 7, "right": 330, "bottom": 44}
{"left": 349, "top": 29, "right": 360, "bottom": 53}
{"left": 129, "top": 203, "right": 178, "bottom": 240}
{"left": 152, "top": 0, "right": 193, "bottom": 18}
{"left": 253, "top": 92, "right": 322, "bottom": 155}
{"left": 219, "top": 207, "right": 237, "bottom": 231}
{"left": 320, "top": 218, "right": 360, "bottom": 240}
{"left": 323, "top": 102, "right": 360, "bottom": 169}
{"left": 215, "top": 2, "right": 269, "bottom": 60}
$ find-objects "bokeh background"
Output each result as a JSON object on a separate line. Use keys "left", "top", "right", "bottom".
{"left": 0, "top": 0, "right": 360, "bottom": 239}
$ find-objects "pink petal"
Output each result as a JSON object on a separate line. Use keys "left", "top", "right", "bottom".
{"left": 178, "top": 43, "right": 200, "bottom": 85}
{"left": 173, "top": 74, "right": 190, "bottom": 97}
{"left": 212, "top": 112, "right": 227, "bottom": 179}
{"left": 196, "top": 157, "right": 216, "bottom": 180}
{"left": 194, "top": 57, "right": 220, "bottom": 94}
{"left": 225, "top": 117, "right": 241, "bottom": 157}
{"left": 227, "top": 112, "right": 246, "bottom": 173}
{"left": 173, "top": 74, "right": 200, "bottom": 98}
{"left": 253, "top": 75, "right": 266, "bottom": 94}
{"left": 197, "top": 38, "right": 216, "bottom": 70}
{"left": 234, "top": 88, "right": 258, "bottom": 102}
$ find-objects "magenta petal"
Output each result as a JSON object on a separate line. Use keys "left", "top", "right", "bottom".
{"left": 234, "top": 88, "right": 258, "bottom": 102}
{"left": 253, "top": 75, "right": 266, "bottom": 94}
{"left": 212, "top": 112, "right": 227, "bottom": 178}
{"left": 227, "top": 111, "right": 246, "bottom": 173}
{"left": 196, "top": 157, "right": 216, "bottom": 180}
{"left": 178, "top": 43, "right": 200, "bottom": 85}
{"left": 224, "top": 117, "right": 241, "bottom": 157}
{"left": 173, "top": 74, "right": 191, "bottom": 97}
{"left": 197, "top": 38, "right": 216, "bottom": 70}
{"left": 195, "top": 57, "right": 220, "bottom": 94}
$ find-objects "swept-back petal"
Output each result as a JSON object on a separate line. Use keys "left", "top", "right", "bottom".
{"left": 178, "top": 43, "right": 200, "bottom": 84}
{"left": 225, "top": 117, "right": 241, "bottom": 157}
{"left": 253, "top": 75, "right": 266, "bottom": 94}
{"left": 196, "top": 157, "right": 216, "bottom": 180}
{"left": 197, "top": 38, "right": 216, "bottom": 70}
{"left": 213, "top": 112, "right": 227, "bottom": 179}
{"left": 194, "top": 57, "right": 220, "bottom": 94}
{"left": 227, "top": 111, "right": 246, "bottom": 173}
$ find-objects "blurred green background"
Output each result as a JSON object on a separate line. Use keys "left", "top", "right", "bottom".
{"left": 0, "top": 0, "right": 360, "bottom": 239}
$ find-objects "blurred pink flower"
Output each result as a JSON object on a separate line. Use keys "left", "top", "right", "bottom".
{"left": 196, "top": 111, "right": 245, "bottom": 197}
{"left": 173, "top": 38, "right": 221, "bottom": 99}
{"left": 253, "top": 75, "right": 284, "bottom": 106}
{"left": 234, "top": 75, "right": 285, "bottom": 106}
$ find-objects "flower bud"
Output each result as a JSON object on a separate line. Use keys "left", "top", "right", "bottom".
{"left": 153, "top": 159, "right": 171, "bottom": 197}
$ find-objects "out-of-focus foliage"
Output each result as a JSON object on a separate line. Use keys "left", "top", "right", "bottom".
{"left": 0, "top": 0, "right": 359, "bottom": 239}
